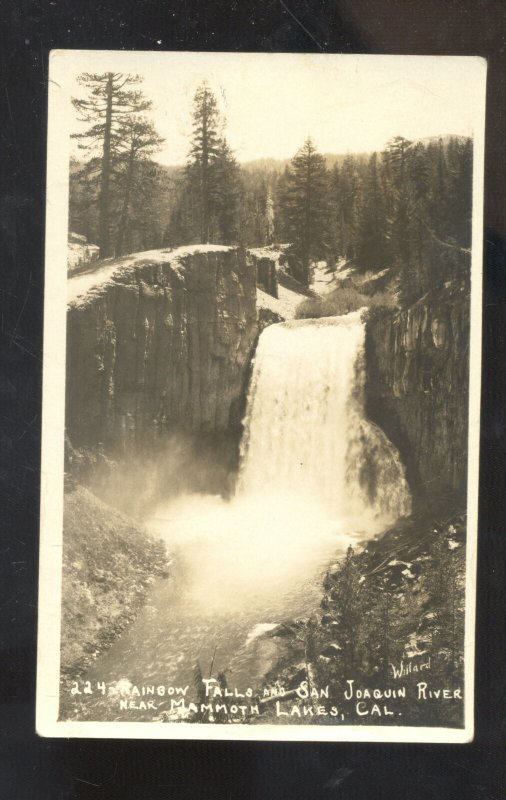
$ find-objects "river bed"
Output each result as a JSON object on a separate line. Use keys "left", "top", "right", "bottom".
{"left": 60, "top": 491, "right": 371, "bottom": 722}
{"left": 60, "top": 313, "right": 410, "bottom": 724}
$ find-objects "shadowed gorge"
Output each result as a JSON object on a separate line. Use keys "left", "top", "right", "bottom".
{"left": 65, "top": 247, "right": 468, "bottom": 510}
{"left": 61, "top": 247, "right": 470, "bottom": 720}
{"left": 61, "top": 304, "right": 414, "bottom": 723}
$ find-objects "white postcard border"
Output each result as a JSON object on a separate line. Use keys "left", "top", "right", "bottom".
{"left": 37, "top": 50, "right": 487, "bottom": 743}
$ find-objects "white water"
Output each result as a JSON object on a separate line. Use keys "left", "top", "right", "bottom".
{"left": 239, "top": 311, "right": 410, "bottom": 520}
{"left": 149, "top": 311, "right": 411, "bottom": 613}
{"left": 67, "top": 311, "right": 413, "bottom": 720}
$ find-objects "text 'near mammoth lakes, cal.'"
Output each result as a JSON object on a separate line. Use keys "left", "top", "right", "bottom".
{"left": 37, "top": 51, "right": 486, "bottom": 742}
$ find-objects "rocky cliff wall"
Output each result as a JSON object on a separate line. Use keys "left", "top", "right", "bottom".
{"left": 249, "top": 250, "right": 279, "bottom": 298}
{"left": 66, "top": 246, "right": 259, "bottom": 455}
{"left": 365, "top": 285, "right": 470, "bottom": 498}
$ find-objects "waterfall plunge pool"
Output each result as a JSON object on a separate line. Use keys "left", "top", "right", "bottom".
{"left": 61, "top": 312, "right": 411, "bottom": 723}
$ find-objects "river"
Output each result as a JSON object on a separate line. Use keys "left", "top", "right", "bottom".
{"left": 60, "top": 312, "right": 411, "bottom": 723}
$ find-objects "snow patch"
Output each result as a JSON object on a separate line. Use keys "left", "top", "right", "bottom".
{"left": 312, "top": 259, "right": 350, "bottom": 295}
{"left": 68, "top": 244, "right": 234, "bottom": 305}
{"left": 248, "top": 245, "right": 289, "bottom": 266}
{"left": 257, "top": 284, "right": 304, "bottom": 320}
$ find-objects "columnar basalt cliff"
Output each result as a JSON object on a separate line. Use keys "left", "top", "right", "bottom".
{"left": 66, "top": 246, "right": 261, "bottom": 455}
{"left": 249, "top": 248, "right": 280, "bottom": 298}
{"left": 365, "top": 283, "right": 470, "bottom": 499}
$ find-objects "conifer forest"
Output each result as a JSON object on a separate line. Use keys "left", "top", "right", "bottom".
{"left": 56, "top": 62, "right": 477, "bottom": 733}
{"left": 70, "top": 73, "right": 472, "bottom": 307}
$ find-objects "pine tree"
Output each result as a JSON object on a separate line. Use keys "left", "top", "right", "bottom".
{"left": 164, "top": 181, "right": 197, "bottom": 246}
{"left": 409, "top": 142, "right": 431, "bottom": 291}
{"left": 385, "top": 136, "right": 413, "bottom": 189}
{"left": 273, "top": 165, "right": 291, "bottom": 242}
{"left": 281, "top": 137, "right": 330, "bottom": 286}
{"left": 180, "top": 82, "right": 242, "bottom": 245}
{"left": 123, "top": 161, "right": 171, "bottom": 254}
{"left": 265, "top": 187, "right": 275, "bottom": 244}
{"left": 327, "top": 164, "right": 342, "bottom": 268}
{"left": 414, "top": 137, "right": 471, "bottom": 293}
{"left": 72, "top": 72, "right": 152, "bottom": 257}
{"left": 212, "top": 139, "right": 242, "bottom": 244}
{"left": 355, "top": 152, "right": 388, "bottom": 272}
{"left": 430, "top": 138, "right": 449, "bottom": 240}
{"left": 239, "top": 172, "right": 272, "bottom": 247}
{"left": 114, "top": 116, "right": 164, "bottom": 255}
{"left": 446, "top": 137, "right": 473, "bottom": 248}
{"left": 325, "top": 546, "right": 372, "bottom": 674}
{"left": 186, "top": 82, "right": 222, "bottom": 244}
{"left": 69, "top": 156, "right": 100, "bottom": 241}
{"left": 336, "top": 156, "right": 362, "bottom": 262}
{"left": 384, "top": 136, "right": 419, "bottom": 301}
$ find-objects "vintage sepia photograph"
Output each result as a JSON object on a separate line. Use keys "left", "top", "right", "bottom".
{"left": 37, "top": 51, "right": 485, "bottom": 741}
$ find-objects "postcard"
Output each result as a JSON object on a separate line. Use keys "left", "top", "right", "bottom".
{"left": 37, "top": 50, "right": 486, "bottom": 741}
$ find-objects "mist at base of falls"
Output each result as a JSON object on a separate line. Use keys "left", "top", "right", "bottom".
{"left": 147, "top": 311, "right": 411, "bottom": 618}
{"left": 148, "top": 490, "right": 390, "bottom": 615}
{"left": 61, "top": 312, "right": 414, "bottom": 720}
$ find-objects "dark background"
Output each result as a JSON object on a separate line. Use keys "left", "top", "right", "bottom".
{"left": 1, "top": 1, "right": 505, "bottom": 798}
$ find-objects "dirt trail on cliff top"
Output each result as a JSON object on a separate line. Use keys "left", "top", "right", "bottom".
{"left": 68, "top": 245, "right": 233, "bottom": 304}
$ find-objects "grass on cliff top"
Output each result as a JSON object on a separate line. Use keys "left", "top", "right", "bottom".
{"left": 61, "top": 486, "right": 169, "bottom": 679}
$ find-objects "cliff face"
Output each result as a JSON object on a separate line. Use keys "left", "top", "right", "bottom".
{"left": 365, "top": 285, "right": 470, "bottom": 498}
{"left": 66, "top": 246, "right": 259, "bottom": 455}
{"left": 249, "top": 248, "right": 279, "bottom": 298}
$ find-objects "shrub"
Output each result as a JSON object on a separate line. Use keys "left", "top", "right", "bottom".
{"left": 363, "top": 303, "right": 396, "bottom": 324}
{"left": 295, "top": 286, "right": 397, "bottom": 320}
{"left": 295, "top": 297, "right": 337, "bottom": 319}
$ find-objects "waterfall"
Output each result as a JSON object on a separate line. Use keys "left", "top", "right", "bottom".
{"left": 81, "top": 311, "right": 415, "bottom": 717}
{"left": 149, "top": 310, "right": 410, "bottom": 613}
{"left": 238, "top": 311, "right": 411, "bottom": 522}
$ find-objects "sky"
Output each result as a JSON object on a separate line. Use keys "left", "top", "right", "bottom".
{"left": 54, "top": 51, "right": 486, "bottom": 166}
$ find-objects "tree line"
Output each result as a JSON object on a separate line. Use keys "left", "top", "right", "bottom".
{"left": 274, "top": 133, "right": 472, "bottom": 301}
{"left": 70, "top": 73, "right": 473, "bottom": 305}
{"left": 70, "top": 72, "right": 166, "bottom": 259}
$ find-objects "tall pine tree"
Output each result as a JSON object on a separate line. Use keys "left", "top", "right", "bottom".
{"left": 114, "top": 115, "right": 164, "bottom": 256}
{"left": 173, "top": 82, "right": 241, "bottom": 246}
{"left": 72, "top": 72, "right": 152, "bottom": 257}
{"left": 212, "top": 139, "right": 241, "bottom": 244}
{"left": 186, "top": 82, "right": 222, "bottom": 243}
{"left": 384, "top": 136, "right": 419, "bottom": 300}
{"left": 281, "top": 137, "right": 330, "bottom": 286}
{"left": 355, "top": 152, "right": 388, "bottom": 272}
{"left": 337, "top": 155, "right": 361, "bottom": 262}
